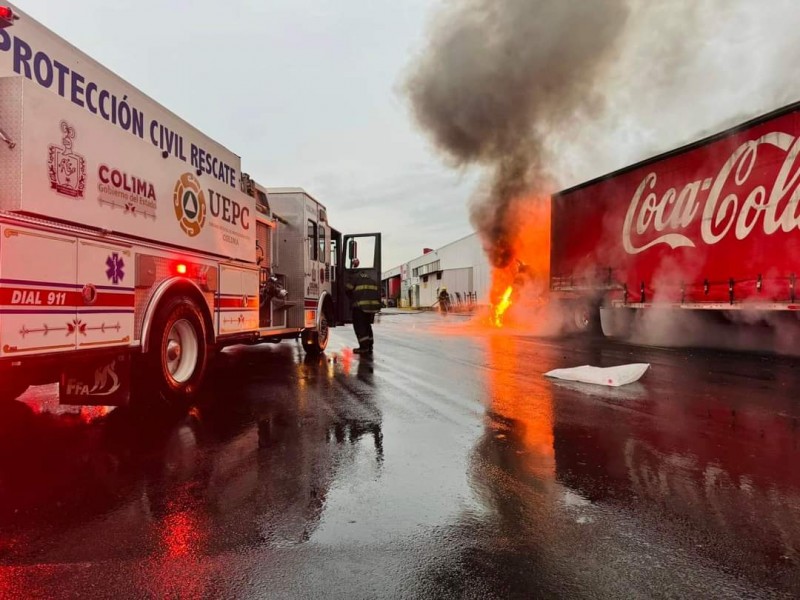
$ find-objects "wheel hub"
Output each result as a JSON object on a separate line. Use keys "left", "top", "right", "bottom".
{"left": 164, "top": 318, "right": 199, "bottom": 384}
{"left": 167, "top": 339, "right": 182, "bottom": 362}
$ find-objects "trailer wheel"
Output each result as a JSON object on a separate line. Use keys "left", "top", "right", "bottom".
{"left": 0, "top": 379, "right": 29, "bottom": 403}
{"left": 140, "top": 295, "right": 208, "bottom": 407}
{"left": 564, "top": 300, "right": 600, "bottom": 335}
{"left": 573, "top": 307, "right": 592, "bottom": 332}
{"left": 301, "top": 315, "right": 329, "bottom": 355}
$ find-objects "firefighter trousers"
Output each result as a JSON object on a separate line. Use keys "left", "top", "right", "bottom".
{"left": 352, "top": 308, "right": 375, "bottom": 349}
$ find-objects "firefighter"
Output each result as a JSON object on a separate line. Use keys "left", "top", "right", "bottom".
{"left": 345, "top": 258, "right": 381, "bottom": 354}
{"left": 437, "top": 286, "right": 451, "bottom": 314}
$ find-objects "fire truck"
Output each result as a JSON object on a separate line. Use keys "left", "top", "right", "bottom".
{"left": 550, "top": 96, "right": 800, "bottom": 338}
{"left": 0, "top": 5, "right": 381, "bottom": 406}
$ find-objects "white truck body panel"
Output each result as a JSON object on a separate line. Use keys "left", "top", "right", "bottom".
{"left": 0, "top": 5, "right": 255, "bottom": 262}
{"left": 0, "top": 222, "right": 79, "bottom": 356}
{"left": 268, "top": 189, "right": 332, "bottom": 329}
{"left": 0, "top": 221, "right": 135, "bottom": 358}
{"left": 218, "top": 263, "right": 259, "bottom": 335}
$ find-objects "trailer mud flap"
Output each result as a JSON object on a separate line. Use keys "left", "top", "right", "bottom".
{"left": 59, "top": 354, "right": 130, "bottom": 406}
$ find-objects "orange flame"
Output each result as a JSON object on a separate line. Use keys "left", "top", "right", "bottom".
{"left": 491, "top": 286, "right": 514, "bottom": 327}
{"left": 487, "top": 196, "right": 551, "bottom": 329}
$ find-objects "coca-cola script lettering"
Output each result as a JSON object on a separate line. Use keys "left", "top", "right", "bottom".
{"left": 622, "top": 131, "right": 800, "bottom": 254}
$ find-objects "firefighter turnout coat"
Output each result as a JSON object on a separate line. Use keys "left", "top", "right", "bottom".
{"left": 346, "top": 271, "right": 381, "bottom": 314}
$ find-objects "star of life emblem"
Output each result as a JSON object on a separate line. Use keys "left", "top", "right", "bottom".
{"left": 106, "top": 253, "right": 125, "bottom": 284}
{"left": 48, "top": 121, "right": 86, "bottom": 198}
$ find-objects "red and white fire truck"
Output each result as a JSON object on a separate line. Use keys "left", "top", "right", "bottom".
{"left": 0, "top": 5, "right": 381, "bottom": 405}
{"left": 551, "top": 96, "right": 800, "bottom": 337}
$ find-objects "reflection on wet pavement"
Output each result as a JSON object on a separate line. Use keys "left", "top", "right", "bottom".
{"left": 0, "top": 314, "right": 799, "bottom": 598}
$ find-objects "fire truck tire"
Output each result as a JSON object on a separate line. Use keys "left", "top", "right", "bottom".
{"left": 0, "top": 379, "right": 29, "bottom": 403}
{"left": 139, "top": 295, "right": 208, "bottom": 407}
{"left": 301, "top": 316, "right": 329, "bottom": 354}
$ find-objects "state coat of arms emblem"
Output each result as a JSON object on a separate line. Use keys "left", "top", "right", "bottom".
{"left": 48, "top": 121, "right": 86, "bottom": 198}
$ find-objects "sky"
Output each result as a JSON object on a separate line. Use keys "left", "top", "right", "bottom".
{"left": 15, "top": 1, "right": 800, "bottom": 271}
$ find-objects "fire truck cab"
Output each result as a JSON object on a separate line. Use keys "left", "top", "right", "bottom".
{"left": 247, "top": 182, "right": 382, "bottom": 351}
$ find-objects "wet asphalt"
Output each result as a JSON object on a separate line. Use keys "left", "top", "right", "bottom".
{"left": 1, "top": 311, "right": 800, "bottom": 599}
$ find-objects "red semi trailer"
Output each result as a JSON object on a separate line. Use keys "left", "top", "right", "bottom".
{"left": 551, "top": 101, "right": 800, "bottom": 337}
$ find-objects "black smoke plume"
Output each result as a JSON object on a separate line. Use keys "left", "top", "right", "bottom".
{"left": 405, "top": 0, "right": 631, "bottom": 268}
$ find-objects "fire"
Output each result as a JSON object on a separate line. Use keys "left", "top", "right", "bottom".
{"left": 487, "top": 334, "right": 555, "bottom": 475}
{"left": 487, "top": 196, "right": 551, "bottom": 329}
{"left": 491, "top": 286, "right": 514, "bottom": 327}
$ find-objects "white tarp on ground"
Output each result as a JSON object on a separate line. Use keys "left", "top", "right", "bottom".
{"left": 544, "top": 363, "right": 650, "bottom": 387}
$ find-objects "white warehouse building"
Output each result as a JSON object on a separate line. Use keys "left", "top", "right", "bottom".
{"left": 382, "top": 233, "right": 491, "bottom": 309}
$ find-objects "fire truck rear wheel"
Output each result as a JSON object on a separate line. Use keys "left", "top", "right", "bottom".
{"left": 140, "top": 295, "right": 208, "bottom": 407}
{"left": 0, "top": 379, "right": 29, "bottom": 403}
{"left": 302, "top": 316, "right": 329, "bottom": 354}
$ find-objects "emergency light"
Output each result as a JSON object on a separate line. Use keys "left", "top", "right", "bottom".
{"left": 0, "top": 6, "right": 17, "bottom": 24}
{"left": 175, "top": 263, "right": 188, "bottom": 275}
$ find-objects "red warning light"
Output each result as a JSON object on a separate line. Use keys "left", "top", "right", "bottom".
{"left": 0, "top": 6, "right": 15, "bottom": 21}
{"left": 176, "top": 263, "right": 188, "bottom": 275}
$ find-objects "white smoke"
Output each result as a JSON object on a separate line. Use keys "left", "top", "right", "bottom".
{"left": 553, "top": 0, "right": 800, "bottom": 187}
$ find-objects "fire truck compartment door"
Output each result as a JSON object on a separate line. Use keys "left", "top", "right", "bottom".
{"left": 218, "top": 263, "right": 260, "bottom": 336}
{"left": 337, "top": 232, "right": 382, "bottom": 325}
{"left": 76, "top": 240, "right": 134, "bottom": 349}
{"left": 0, "top": 224, "right": 78, "bottom": 356}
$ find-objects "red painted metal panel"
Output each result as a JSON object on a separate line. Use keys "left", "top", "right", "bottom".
{"left": 387, "top": 276, "right": 401, "bottom": 299}
{"left": 551, "top": 107, "right": 800, "bottom": 305}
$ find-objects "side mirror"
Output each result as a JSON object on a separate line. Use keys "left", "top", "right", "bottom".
{"left": 348, "top": 239, "right": 358, "bottom": 262}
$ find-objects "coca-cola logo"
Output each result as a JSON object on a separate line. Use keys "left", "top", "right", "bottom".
{"left": 623, "top": 131, "right": 800, "bottom": 254}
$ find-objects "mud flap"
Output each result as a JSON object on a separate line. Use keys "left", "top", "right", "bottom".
{"left": 59, "top": 353, "right": 130, "bottom": 406}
